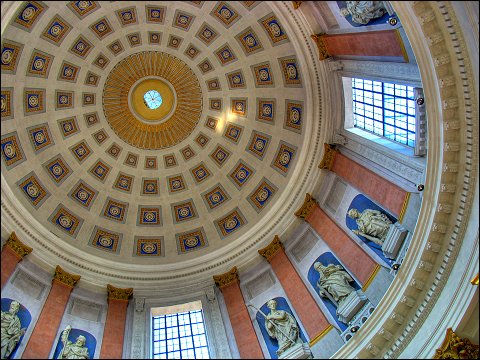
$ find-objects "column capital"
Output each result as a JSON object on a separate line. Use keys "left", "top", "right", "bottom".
{"left": 4, "top": 231, "right": 32, "bottom": 259}
{"left": 294, "top": 193, "right": 319, "bottom": 220}
{"left": 292, "top": 1, "right": 302, "bottom": 9}
{"left": 311, "top": 33, "right": 331, "bottom": 61}
{"left": 318, "top": 143, "right": 338, "bottom": 170}
{"left": 258, "top": 235, "right": 284, "bottom": 262}
{"left": 53, "top": 265, "right": 80, "bottom": 288}
{"left": 107, "top": 284, "right": 133, "bottom": 301}
{"left": 434, "top": 328, "right": 479, "bottom": 359}
{"left": 213, "top": 266, "right": 239, "bottom": 289}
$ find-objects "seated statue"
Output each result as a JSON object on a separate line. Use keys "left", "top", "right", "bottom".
{"left": 264, "top": 299, "right": 301, "bottom": 356}
{"left": 1, "top": 300, "right": 26, "bottom": 359}
{"left": 59, "top": 326, "right": 89, "bottom": 359}
{"left": 314, "top": 262, "right": 356, "bottom": 307}
{"left": 340, "top": 1, "right": 388, "bottom": 25}
{"left": 348, "top": 207, "right": 393, "bottom": 246}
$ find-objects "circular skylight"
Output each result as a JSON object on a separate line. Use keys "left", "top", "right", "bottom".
{"left": 144, "top": 90, "right": 163, "bottom": 109}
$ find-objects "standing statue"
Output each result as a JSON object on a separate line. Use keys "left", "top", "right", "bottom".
{"left": 347, "top": 208, "right": 393, "bottom": 246}
{"left": 58, "top": 326, "right": 89, "bottom": 359}
{"left": 264, "top": 299, "right": 301, "bottom": 356}
{"left": 314, "top": 262, "right": 356, "bottom": 307}
{"left": 1, "top": 300, "right": 26, "bottom": 359}
{"left": 339, "top": 1, "right": 388, "bottom": 25}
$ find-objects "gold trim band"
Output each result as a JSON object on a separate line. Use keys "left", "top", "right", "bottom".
{"left": 309, "top": 324, "right": 333, "bottom": 347}
{"left": 398, "top": 192, "right": 411, "bottom": 223}
{"left": 362, "top": 264, "right": 381, "bottom": 292}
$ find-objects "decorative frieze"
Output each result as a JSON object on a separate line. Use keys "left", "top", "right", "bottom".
{"left": 443, "top": 142, "right": 460, "bottom": 152}
{"left": 418, "top": 261, "right": 434, "bottom": 272}
{"left": 379, "top": 328, "right": 393, "bottom": 341}
{"left": 442, "top": 98, "right": 459, "bottom": 110}
{"left": 433, "top": 54, "right": 450, "bottom": 67}
{"left": 410, "top": 279, "right": 425, "bottom": 290}
{"left": 400, "top": 295, "right": 416, "bottom": 308}
{"left": 367, "top": 343, "right": 380, "bottom": 356}
{"left": 426, "top": 32, "right": 444, "bottom": 46}
{"left": 213, "top": 266, "right": 239, "bottom": 288}
{"left": 53, "top": 265, "right": 80, "bottom": 288}
{"left": 135, "top": 297, "right": 145, "bottom": 312}
{"left": 390, "top": 312, "right": 405, "bottom": 325}
{"left": 294, "top": 193, "right": 318, "bottom": 220}
{"left": 443, "top": 121, "right": 461, "bottom": 131}
{"left": 439, "top": 76, "right": 455, "bottom": 88}
{"left": 4, "top": 231, "right": 32, "bottom": 258}
{"left": 419, "top": 10, "right": 436, "bottom": 24}
{"left": 107, "top": 284, "right": 133, "bottom": 300}
{"left": 437, "top": 203, "right": 453, "bottom": 213}
{"left": 318, "top": 143, "right": 337, "bottom": 170}
{"left": 442, "top": 163, "right": 458, "bottom": 173}
{"left": 426, "top": 242, "right": 441, "bottom": 253}
{"left": 258, "top": 235, "right": 284, "bottom": 261}
{"left": 432, "top": 223, "right": 448, "bottom": 233}
{"left": 441, "top": 184, "right": 456, "bottom": 193}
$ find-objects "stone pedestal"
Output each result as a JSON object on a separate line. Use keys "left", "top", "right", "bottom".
{"left": 279, "top": 342, "right": 312, "bottom": 359}
{"left": 382, "top": 222, "right": 408, "bottom": 259}
{"left": 337, "top": 290, "right": 367, "bottom": 324}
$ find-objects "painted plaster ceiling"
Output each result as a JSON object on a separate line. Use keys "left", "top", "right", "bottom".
{"left": 1, "top": 1, "right": 324, "bottom": 284}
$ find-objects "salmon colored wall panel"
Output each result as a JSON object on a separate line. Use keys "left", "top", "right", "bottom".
{"left": 323, "top": 30, "right": 406, "bottom": 58}
{"left": 332, "top": 152, "right": 407, "bottom": 217}
{"left": 306, "top": 206, "right": 376, "bottom": 284}
{"left": 100, "top": 299, "right": 129, "bottom": 359}
{"left": 22, "top": 280, "right": 72, "bottom": 359}
{"left": 221, "top": 282, "right": 264, "bottom": 359}
{"left": 1, "top": 246, "right": 21, "bottom": 288}
{"left": 269, "top": 249, "right": 330, "bottom": 338}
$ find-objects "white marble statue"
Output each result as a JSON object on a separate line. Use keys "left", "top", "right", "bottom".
{"left": 264, "top": 299, "right": 301, "bottom": 356}
{"left": 314, "top": 262, "right": 356, "bottom": 307}
{"left": 340, "top": 1, "right": 388, "bottom": 25}
{"left": 347, "top": 207, "right": 393, "bottom": 246}
{"left": 59, "top": 326, "right": 90, "bottom": 359}
{"left": 1, "top": 300, "right": 26, "bottom": 359}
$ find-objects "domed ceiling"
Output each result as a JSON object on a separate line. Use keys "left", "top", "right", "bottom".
{"left": 1, "top": 1, "right": 324, "bottom": 285}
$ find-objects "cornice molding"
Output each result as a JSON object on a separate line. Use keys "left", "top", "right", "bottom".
{"left": 4, "top": 231, "right": 32, "bottom": 259}
{"left": 258, "top": 235, "right": 284, "bottom": 262}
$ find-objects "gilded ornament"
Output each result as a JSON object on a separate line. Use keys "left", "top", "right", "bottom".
{"left": 433, "top": 328, "right": 479, "bottom": 359}
{"left": 318, "top": 143, "right": 338, "bottom": 170}
{"left": 258, "top": 235, "right": 284, "bottom": 261}
{"left": 53, "top": 265, "right": 81, "bottom": 288}
{"left": 294, "top": 193, "right": 318, "bottom": 220}
{"left": 107, "top": 284, "right": 133, "bottom": 301}
{"left": 292, "top": 2, "right": 302, "bottom": 10}
{"left": 4, "top": 232, "right": 32, "bottom": 259}
{"left": 213, "top": 267, "right": 239, "bottom": 288}
{"left": 311, "top": 34, "right": 331, "bottom": 61}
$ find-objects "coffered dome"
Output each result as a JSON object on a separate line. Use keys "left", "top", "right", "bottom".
{"left": 1, "top": 1, "right": 326, "bottom": 289}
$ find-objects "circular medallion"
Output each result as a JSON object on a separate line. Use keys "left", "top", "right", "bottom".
{"left": 26, "top": 183, "right": 39, "bottom": 197}
{"left": 259, "top": 69, "right": 269, "bottom": 80}
{"left": 269, "top": 23, "right": 281, "bottom": 37}
{"left": 225, "top": 218, "right": 238, "bottom": 230}
{"left": 221, "top": 8, "right": 232, "bottom": 19}
{"left": 77, "top": 190, "right": 89, "bottom": 201}
{"left": 1, "top": 50, "right": 13, "bottom": 65}
{"left": 3, "top": 144, "right": 16, "bottom": 158}
{"left": 256, "top": 189, "right": 269, "bottom": 202}
{"left": 142, "top": 243, "right": 157, "bottom": 253}
{"left": 52, "top": 165, "right": 63, "bottom": 176}
{"left": 99, "top": 236, "right": 113, "bottom": 247}
{"left": 28, "top": 96, "right": 39, "bottom": 107}
{"left": 279, "top": 151, "right": 291, "bottom": 165}
{"left": 22, "top": 7, "right": 35, "bottom": 21}
{"left": 51, "top": 24, "right": 62, "bottom": 35}
{"left": 287, "top": 65, "right": 297, "bottom": 79}
{"left": 291, "top": 109, "right": 300, "bottom": 123}
{"left": 34, "top": 132, "right": 45, "bottom": 143}
{"left": 109, "top": 206, "right": 121, "bottom": 216}
{"left": 211, "top": 193, "right": 221, "bottom": 203}
{"left": 144, "top": 212, "right": 155, "bottom": 221}
{"left": 59, "top": 215, "right": 72, "bottom": 228}
{"left": 245, "top": 36, "right": 256, "bottom": 47}
{"left": 254, "top": 140, "right": 265, "bottom": 150}
{"left": 262, "top": 105, "right": 272, "bottom": 116}
{"left": 237, "top": 170, "right": 247, "bottom": 180}
{"left": 185, "top": 237, "right": 199, "bottom": 247}
{"left": 33, "top": 59, "right": 45, "bottom": 70}
{"left": 179, "top": 207, "right": 190, "bottom": 217}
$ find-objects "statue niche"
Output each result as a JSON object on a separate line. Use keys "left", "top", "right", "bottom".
{"left": 53, "top": 326, "right": 96, "bottom": 360}
{"left": 1, "top": 298, "right": 31, "bottom": 360}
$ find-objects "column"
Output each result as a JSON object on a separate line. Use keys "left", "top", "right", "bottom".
{"left": 100, "top": 284, "right": 133, "bottom": 359}
{"left": 258, "top": 236, "right": 332, "bottom": 343}
{"left": 311, "top": 30, "right": 408, "bottom": 61}
{"left": 295, "top": 194, "right": 378, "bottom": 286}
{"left": 319, "top": 143, "right": 409, "bottom": 219}
{"left": 1, "top": 232, "right": 32, "bottom": 288}
{"left": 22, "top": 266, "right": 80, "bottom": 359}
{"left": 213, "top": 267, "right": 264, "bottom": 359}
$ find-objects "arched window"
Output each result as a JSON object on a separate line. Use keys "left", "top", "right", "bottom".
{"left": 151, "top": 301, "right": 210, "bottom": 359}
{"left": 343, "top": 77, "right": 426, "bottom": 157}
